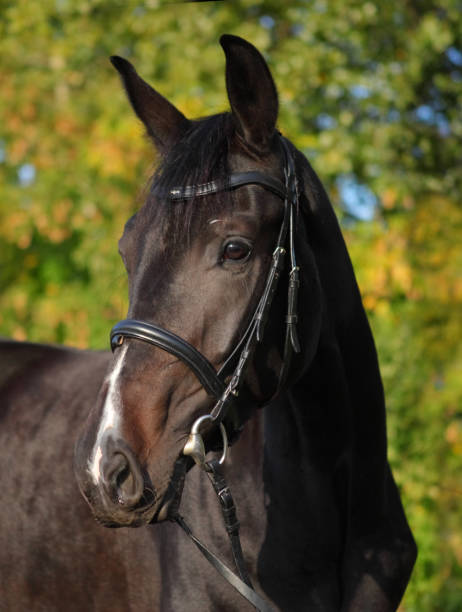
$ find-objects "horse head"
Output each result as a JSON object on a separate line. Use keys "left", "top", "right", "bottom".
{"left": 74, "top": 35, "right": 325, "bottom": 528}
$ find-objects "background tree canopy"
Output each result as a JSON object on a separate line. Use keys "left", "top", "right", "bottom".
{"left": 1, "top": 1, "right": 461, "bottom": 608}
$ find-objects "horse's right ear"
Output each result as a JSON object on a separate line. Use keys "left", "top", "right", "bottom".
{"left": 220, "top": 34, "right": 278, "bottom": 153}
{"left": 110, "top": 56, "right": 189, "bottom": 154}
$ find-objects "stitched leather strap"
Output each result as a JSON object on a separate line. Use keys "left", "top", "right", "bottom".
{"left": 168, "top": 171, "right": 286, "bottom": 201}
{"left": 111, "top": 320, "right": 225, "bottom": 399}
{"left": 175, "top": 461, "right": 276, "bottom": 612}
{"left": 175, "top": 516, "right": 274, "bottom": 611}
{"left": 205, "top": 460, "right": 252, "bottom": 587}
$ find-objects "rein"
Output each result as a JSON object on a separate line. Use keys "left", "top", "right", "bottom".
{"left": 109, "top": 137, "right": 300, "bottom": 610}
{"left": 175, "top": 459, "right": 274, "bottom": 612}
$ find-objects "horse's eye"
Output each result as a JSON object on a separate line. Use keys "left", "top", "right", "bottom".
{"left": 222, "top": 240, "right": 252, "bottom": 262}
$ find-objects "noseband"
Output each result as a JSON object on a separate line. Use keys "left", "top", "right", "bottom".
{"left": 110, "top": 136, "right": 300, "bottom": 453}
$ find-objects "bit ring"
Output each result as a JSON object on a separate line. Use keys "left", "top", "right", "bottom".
{"left": 183, "top": 414, "right": 228, "bottom": 468}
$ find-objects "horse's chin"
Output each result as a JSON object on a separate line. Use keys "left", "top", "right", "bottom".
{"left": 150, "top": 496, "right": 179, "bottom": 523}
{"left": 93, "top": 496, "right": 176, "bottom": 528}
{"left": 89, "top": 498, "right": 157, "bottom": 528}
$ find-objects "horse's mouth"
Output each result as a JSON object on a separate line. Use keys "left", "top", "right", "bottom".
{"left": 87, "top": 456, "right": 189, "bottom": 528}
{"left": 86, "top": 491, "right": 155, "bottom": 528}
{"left": 150, "top": 456, "right": 189, "bottom": 523}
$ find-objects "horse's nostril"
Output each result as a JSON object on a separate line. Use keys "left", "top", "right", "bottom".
{"left": 102, "top": 444, "right": 152, "bottom": 509}
{"left": 115, "top": 462, "right": 130, "bottom": 503}
{"left": 114, "top": 458, "right": 139, "bottom": 506}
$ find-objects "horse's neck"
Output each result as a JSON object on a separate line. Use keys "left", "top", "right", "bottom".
{"left": 164, "top": 388, "right": 342, "bottom": 610}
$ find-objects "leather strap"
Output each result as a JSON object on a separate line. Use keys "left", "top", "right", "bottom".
{"left": 175, "top": 460, "right": 275, "bottom": 612}
{"left": 274, "top": 138, "right": 301, "bottom": 391}
{"left": 205, "top": 460, "right": 252, "bottom": 587}
{"left": 111, "top": 320, "right": 225, "bottom": 399}
{"left": 168, "top": 171, "right": 286, "bottom": 201}
{"left": 175, "top": 516, "right": 274, "bottom": 612}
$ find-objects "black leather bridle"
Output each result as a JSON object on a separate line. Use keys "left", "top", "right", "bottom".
{"left": 109, "top": 136, "right": 301, "bottom": 611}
{"left": 110, "top": 137, "right": 300, "bottom": 437}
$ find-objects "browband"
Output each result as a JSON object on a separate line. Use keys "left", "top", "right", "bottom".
{"left": 168, "top": 171, "right": 287, "bottom": 201}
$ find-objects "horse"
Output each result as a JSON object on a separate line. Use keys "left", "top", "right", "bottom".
{"left": 0, "top": 35, "right": 416, "bottom": 611}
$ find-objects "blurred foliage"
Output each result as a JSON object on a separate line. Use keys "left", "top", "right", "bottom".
{"left": 0, "top": 0, "right": 461, "bottom": 609}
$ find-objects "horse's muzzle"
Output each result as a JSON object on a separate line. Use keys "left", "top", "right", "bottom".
{"left": 74, "top": 434, "right": 156, "bottom": 527}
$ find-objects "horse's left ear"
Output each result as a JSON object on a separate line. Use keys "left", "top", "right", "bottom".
{"left": 110, "top": 56, "right": 190, "bottom": 154}
{"left": 220, "top": 34, "right": 278, "bottom": 152}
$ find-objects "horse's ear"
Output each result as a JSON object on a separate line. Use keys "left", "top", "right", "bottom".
{"left": 110, "top": 56, "right": 189, "bottom": 154}
{"left": 220, "top": 34, "right": 278, "bottom": 152}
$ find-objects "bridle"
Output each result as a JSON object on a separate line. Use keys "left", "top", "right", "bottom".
{"left": 109, "top": 136, "right": 301, "bottom": 611}
{"left": 110, "top": 136, "right": 300, "bottom": 450}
